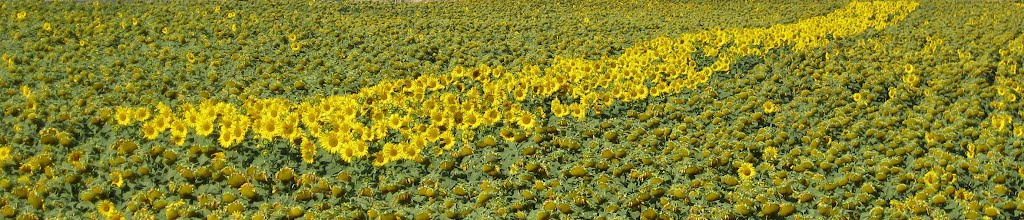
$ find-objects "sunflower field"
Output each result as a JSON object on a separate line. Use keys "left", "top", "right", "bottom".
{"left": 2, "top": 0, "right": 1024, "bottom": 219}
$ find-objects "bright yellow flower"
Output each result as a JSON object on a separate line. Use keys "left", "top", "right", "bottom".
{"left": 517, "top": 112, "right": 536, "bottom": 130}
{"left": 922, "top": 170, "right": 939, "bottom": 188}
{"left": 134, "top": 107, "right": 151, "bottom": 122}
{"left": 300, "top": 136, "right": 316, "bottom": 164}
{"left": 763, "top": 101, "right": 778, "bottom": 114}
{"left": 110, "top": 171, "right": 125, "bottom": 188}
{"left": 97, "top": 200, "right": 116, "bottom": 217}
{"left": 763, "top": 147, "right": 778, "bottom": 161}
{"left": 568, "top": 103, "right": 586, "bottom": 120}
{"left": 0, "top": 146, "right": 12, "bottom": 164}
{"left": 737, "top": 162, "right": 756, "bottom": 181}
{"left": 115, "top": 107, "right": 134, "bottom": 126}
{"left": 550, "top": 98, "right": 569, "bottom": 118}
{"left": 141, "top": 122, "right": 160, "bottom": 140}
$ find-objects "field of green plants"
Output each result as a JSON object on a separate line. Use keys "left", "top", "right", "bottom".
{"left": 1, "top": 0, "right": 1024, "bottom": 219}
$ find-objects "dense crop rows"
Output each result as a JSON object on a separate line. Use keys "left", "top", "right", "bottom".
{"left": 1, "top": 0, "right": 1024, "bottom": 219}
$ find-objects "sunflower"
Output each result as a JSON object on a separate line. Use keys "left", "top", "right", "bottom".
{"left": 196, "top": 118, "right": 215, "bottom": 137}
{"left": 922, "top": 170, "right": 939, "bottom": 188}
{"left": 424, "top": 126, "right": 442, "bottom": 142}
{"left": 320, "top": 132, "right": 342, "bottom": 154}
{"left": 257, "top": 117, "right": 278, "bottom": 140}
{"left": 151, "top": 116, "right": 170, "bottom": 132}
{"left": 410, "top": 135, "right": 428, "bottom": 149}
{"left": 141, "top": 122, "right": 160, "bottom": 140}
{"left": 279, "top": 116, "right": 301, "bottom": 141}
{"left": 0, "top": 146, "right": 12, "bottom": 164}
{"left": 231, "top": 123, "right": 248, "bottom": 144}
{"left": 218, "top": 125, "right": 235, "bottom": 148}
{"left": 398, "top": 142, "right": 419, "bottom": 160}
{"left": 372, "top": 153, "right": 388, "bottom": 167}
{"left": 568, "top": 103, "right": 586, "bottom": 120}
{"left": 183, "top": 111, "right": 200, "bottom": 127}
{"left": 302, "top": 108, "right": 321, "bottom": 126}
{"left": 156, "top": 102, "right": 173, "bottom": 118}
{"left": 452, "top": 66, "right": 466, "bottom": 78}
{"left": 762, "top": 101, "right": 778, "bottom": 114}
{"left": 517, "top": 112, "right": 536, "bottom": 130}
{"left": 513, "top": 88, "right": 527, "bottom": 101}
{"left": 170, "top": 120, "right": 188, "bottom": 138}
{"left": 352, "top": 141, "right": 369, "bottom": 158}
{"left": 429, "top": 109, "right": 447, "bottom": 125}
{"left": 387, "top": 114, "right": 403, "bottom": 130}
{"left": 66, "top": 150, "right": 85, "bottom": 169}
{"left": 499, "top": 127, "right": 516, "bottom": 142}
{"left": 966, "top": 143, "right": 976, "bottom": 159}
{"left": 439, "top": 132, "right": 456, "bottom": 151}
{"left": 463, "top": 110, "right": 481, "bottom": 129}
{"left": 134, "top": 107, "right": 151, "bottom": 122}
{"left": 383, "top": 143, "right": 401, "bottom": 159}
{"left": 97, "top": 200, "right": 116, "bottom": 217}
{"left": 737, "top": 162, "right": 756, "bottom": 181}
{"left": 762, "top": 147, "right": 778, "bottom": 161}
{"left": 300, "top": 136, "right": 317, "bottom": 164}
{"left": 115, "top": 107, "right": 134, "bottom": 126}
{"left": 550, "top": 98, "right": 569, "bottom": 118}
{"left": 110, "top": 171, "right": 125, "bottom": 188}
{"left": 901, "top": 73, "right": 919, "bottom": 87}
{"left": 340, "top": 145, "right": 355, "bottom": 163}
{"left": 170, "top": 132, "right": 187, "bottom": 146}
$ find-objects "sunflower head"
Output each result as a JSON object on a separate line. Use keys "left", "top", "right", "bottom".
{"left": 517, "top": 112, "right": 536, "bottom": 129}
{"left": 463, "top": 111, "right": 480, "bottom": 129}
{"left": 568, "top": 103, "right": 586, "bottom": 120}
{"left": 196, "top": 119, "right": 215, "bottom": 137}
{"left": 170, "top": 132, "right": 187, "bottom": 146}
{"left": 218, "top": 125, "right": 234, "bottom": 148}
{"left": 142, "top": 122, "right": 160, "bottom": 140}
{"left": 922, "top": 171, "right": 939, "bottom": 188}
{"left": 339, "top": 145, "right": 355, "bottom": 164}
{"left": 110, "top": 171, "right": 125, "bottom": 188}
{"left": 966, "top": 143, "right": 976, "bottom": 159}
{"left": 425, "top": 126, "right": 441, "bottom": 142}
{"left": 97, "top": 200, "right": 116, "bottom": 217}
{"left": 300, "top": 136, "right": 317, "bottom": 164}
{"left": 762, "top": 101, "right": 778, "bottom": 114}
{"left": 762, "top": 147, "right": 778, "bottom": 161}
{"left": 115, "top": 107, "right": 134, "bottom": 126}
{"left": 134, "top": 107, "right": 151, "bottom": 122}
{"left": 737, "top": 162, "right": 756, "bottom": 180}
{"left": 0, "top": 146, "right": 13, "bottom": 164}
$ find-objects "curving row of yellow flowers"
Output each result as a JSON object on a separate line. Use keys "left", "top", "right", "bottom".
{"left": 112, "top": 1, "right": 920, "bottom": 167}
